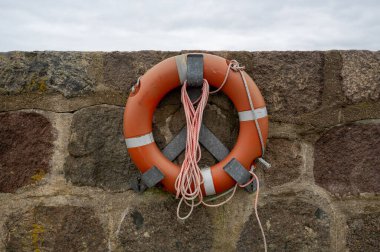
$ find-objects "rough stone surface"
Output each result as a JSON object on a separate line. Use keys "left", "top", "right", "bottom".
{"left": 103, "top": 51, "right": 178, "bottom": 93}
{"left": 321, "top": 51, "right": 345, "bottom": 106}
{"left": 0, "top": 112, "right": 54, "bottom": 193}
{"left": 263, "top": 139, "right": 303, "bottom": 187}
{"left": 64, "top": 105, "right": 139, "bottom": 191}
{"left": 346, "top": 212, "right": 380, "bottom": 251}
{"left": 0, "top": 51, "right": 102, "bottom": 97}
{"left": 341, "top": 51, "right": 380, "bottom": 103}
{"left": 5, "top": 205, "right": 107, "bottom": 252}
{"left": 314, "top": 122, "right": 380, "bottom": 196}
{"left": 251, "top": 51, "right": 324, "bottom": 116}
{"left": 117, "top": 197, "right": 213, "bottom": 252}
{"left": 237, "top": 198, "right": 330, "bottom": 251}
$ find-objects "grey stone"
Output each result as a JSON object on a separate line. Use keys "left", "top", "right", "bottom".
{"left": 64, "top": 105, "right": 139, "bottom": 191}
{"left": 103, "top": 51, "right": 178, "bottom": 93}
{"left": 117, "top": 197, "right": 213, "bottom": 252}
{"left": 314, "top": 122, "right": 380, "bottom": 196}
{"left": 251, "top": 51, "right": 324, "bottom": 116}
{"left": 341, "top": 51, "right": 380, "bottom": 103}
{"left": 237, "top": 198, "right": 330, "bottom": 251}
{"left": 4, "top": 205, "right": 107, "bottom": 252}
{"left": 262, "top": 139, "right": 303, "bottom": 187}
{"left": 0, "top": 51, "right": 102, "bottom": 97}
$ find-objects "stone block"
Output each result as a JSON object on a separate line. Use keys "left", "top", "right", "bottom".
{"left": 0, "top": 51, "right": 102, "bottom": 97}
{"left": 237, "top": 198, "right": 330, "bottom": 251}
{"left": 346, "top": 212, "right": 380, "bottom": 251}
{"left": 251, "top": 51, "right": 324, "bottom": 116}
{"left": 341, "top": 51, "right": 380, "bottom": 103}
{"left": 64, "top": 105, "right": 139, "bottom": 191}
{"left": 262, "top": 139, "right": 303, "bottom": 187}
{"left": 0, "top": 112, "right": 54, "bottom": 193}
{"left": 5, "top": 205, "right": 107, "bottom": 251}
{"left": 103, "top": 51, "right": 178, "bottom": 93}
{"left": 314, "top": 122, "right": 380, "bottom": 196}
{"left": 117, "top": 197, "right": 213, "bottom": 251}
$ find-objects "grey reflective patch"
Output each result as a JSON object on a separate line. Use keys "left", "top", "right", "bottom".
{"left": 223, "top": 158, "right": 251, "bottom": 185}
{"left": 201, "top": 167, "right": 216, "bottom": 196}
{"left": 141, "top": 166, "right": 164, "bottom": 188}
{"left": 125, "top": 132, "right": 154, "bottom": 148}
{"left": 238, "top": 107, "right": 268, "bottom": 121}
{"left": 186, "top": 54, "right": 204, "bottom": 87}
{"left": 162, "top": 127, "right": 187, "bottom": 161}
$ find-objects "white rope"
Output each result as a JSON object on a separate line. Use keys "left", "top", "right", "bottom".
{"left": 172, "top": 59, "right": 268, "bottom": 251}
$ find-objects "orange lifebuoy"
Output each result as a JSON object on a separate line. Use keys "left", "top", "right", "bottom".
{"left": 123, "top": 53, "right": 268, "bottom": 196}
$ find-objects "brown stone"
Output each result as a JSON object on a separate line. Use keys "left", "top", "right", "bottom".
{"left": 0, "top": 112, "right": 54, "bottom": 193}
{"left": 117, "top": 197, "right": 213, "bottom": 251}
{"left": 251, "top": 51, "right": 324, "bottom": 116}
{"left": 263, "top": 139, "right": 303, "bottom": 187}
{"left": 341, "top": 51, "right": 380, "bottom": 103}
{"left": 5, "top": 205, "right": 107, "bottom": 251}
{"left": 314, "top": 122, "right": 380, "bottom": 196}
{"left": 346, "top": 212, "right": 380, "bottom": 251}
{"left": 321, "top": 51, "right": 345, "bottom": 106}
{"left": 237, "top": 198, "right": 330, "bottom": 251}
{"left": 64, "top": 105, "right": 139, "bottom": 191}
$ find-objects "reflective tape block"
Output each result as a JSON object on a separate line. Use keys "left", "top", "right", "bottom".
{"left": 187, "top": 54, "right": 204, "bottom": 87}
{"left": 223, "top": 158, "right": 251, "bottom": 185}
{"left": 141, "top": 166, "right": 164, "bottom": 188}
{"left": 199, "top": 124, "right": 229, "bottom": 162}
{"left": 162, "top": 127, "right": 187, "bottom": 161}
{"left": 243, "top": 177, "right": 257, "bottom": 193}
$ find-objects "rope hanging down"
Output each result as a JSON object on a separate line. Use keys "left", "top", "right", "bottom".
{"left": 175, "top": 60, "right": 267, "bottom": 251}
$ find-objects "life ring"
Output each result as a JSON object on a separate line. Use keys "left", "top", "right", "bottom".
{"left": 123, "top": 53, "right": 268, "bottom": 196}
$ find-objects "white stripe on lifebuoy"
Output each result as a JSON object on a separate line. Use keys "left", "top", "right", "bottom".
{"left": 125, "top": 132, "right": 154, "bottom": 148}
{"left": 201, "top": 167, "right": 216, "bottom": 196}
{"left": 238, "top": 107, "right": 267, "bottom": 121}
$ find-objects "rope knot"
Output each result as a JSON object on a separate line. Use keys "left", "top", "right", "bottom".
{"left": 230, "top": 60, "right": 245, "bottom": 72}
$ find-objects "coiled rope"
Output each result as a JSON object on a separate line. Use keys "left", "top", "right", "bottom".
{"left": 175, "top": 60, "right": 267, "bottom": 251}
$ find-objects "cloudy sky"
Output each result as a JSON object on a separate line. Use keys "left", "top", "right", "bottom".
{"left": 0, "top": 0, "right": 378, "bottom": 51}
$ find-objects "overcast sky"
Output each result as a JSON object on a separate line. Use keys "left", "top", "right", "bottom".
{"left": 0, "top": 0, "right": 379, "bottom": 51}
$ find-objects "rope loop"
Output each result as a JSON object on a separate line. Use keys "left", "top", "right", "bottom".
{"left": 230, "top": 59, "right": 245, "bottom": 72}
{"left": 131, "top": 76, "right": 141, "bottom": 93}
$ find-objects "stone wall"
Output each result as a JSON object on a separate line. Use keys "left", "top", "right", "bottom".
{"left": 0, "top": 51, "right": 379, "bottom": 252}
